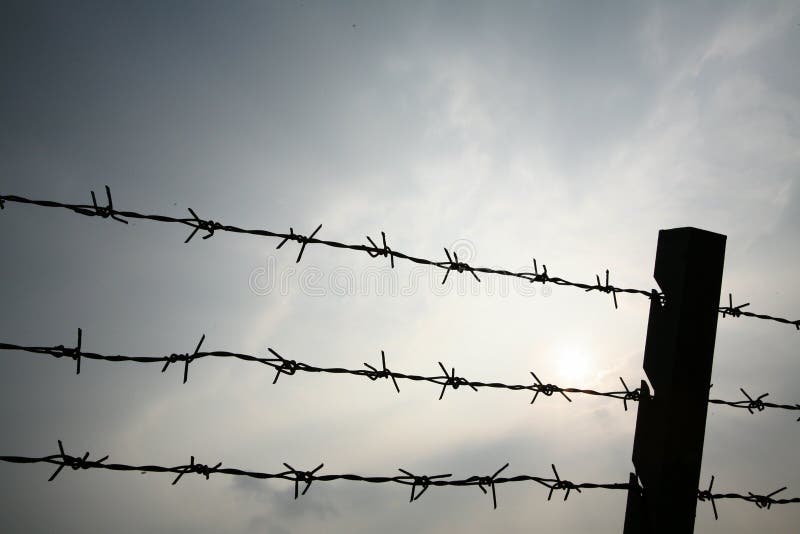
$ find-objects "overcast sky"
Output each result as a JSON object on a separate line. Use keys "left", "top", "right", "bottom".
{"left": 1, "top": 1, "right": 799, "bottom": 532}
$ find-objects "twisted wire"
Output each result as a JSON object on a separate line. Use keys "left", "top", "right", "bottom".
{"left": 697, "top": 475, "right": 800, "bottom": 520}
{"left": 2, "top": 188, "right": 797, "bottom": 330}
{"left": 1, "top": 334, "right": 797, "bottom": 418}
{"left": 1, "top": 442, "right": 797, "bottom": 513}
{"left": 0, "top": 441, "right": 628, "bottom": 509}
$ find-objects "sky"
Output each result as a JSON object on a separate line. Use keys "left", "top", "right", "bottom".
{"left": 0, "top": 1, "right": 799, "bottom": 532}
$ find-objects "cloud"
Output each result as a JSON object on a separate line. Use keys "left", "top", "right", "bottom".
{"left": 231, "top": 476, "right": 339, "bottom": 521}
{"left": 701, "top": 2, "right": 799, "bottom": 64}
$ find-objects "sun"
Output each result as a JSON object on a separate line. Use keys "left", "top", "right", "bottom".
{"left": 555, "top": 345, "right": 591, "bottom": 383}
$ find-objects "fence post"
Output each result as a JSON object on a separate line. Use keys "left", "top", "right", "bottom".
{"left": 623, "top": 227, "right": 726, "bottom": 534}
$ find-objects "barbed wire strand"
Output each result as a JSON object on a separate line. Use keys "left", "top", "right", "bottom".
{"left": 1, "top": 188, "right": 797, "bottom": 330}
{"left": 696, "top": 475, "right": 800, "bottom": 520}
{"left": 1, "top": 442, "right": 797, "bottom": 513}
{"left": 0, "top": 440, "right": 628, "bottom": 509}
{"left": 1, "top": 335, "right": 797, "bottom": 418}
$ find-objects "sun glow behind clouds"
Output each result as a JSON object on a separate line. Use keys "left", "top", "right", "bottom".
{"left": 555, "top": 344, "right": 593, "bottom": 383}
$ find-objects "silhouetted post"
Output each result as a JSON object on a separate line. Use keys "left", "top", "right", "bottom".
{"left": 624, "top": 227, "right": 726, "bottom": 534}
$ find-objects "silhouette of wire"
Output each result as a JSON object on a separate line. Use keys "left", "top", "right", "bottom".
{"left": 0, "top": 441, "right": 628, "bottom": 509}
{"left": 708, "top": 388, "right": 800, "bottom": 417}
{"left": 3, "top": 188, "right": 796, "bottom": 329}
{"left": 2, "top": 443, "right": 797, "bottom": 513}
{"left": 1, "top": 335, "right": 798, "bottom": 418}
{"left": 697, "top": 476, "right": 800, "bottom": 520}
{"left": 717, "top": 292, "right": 799, "bottom": 330}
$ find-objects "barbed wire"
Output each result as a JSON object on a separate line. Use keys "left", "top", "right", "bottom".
{"left": 0, "top": 440, "right": 628, "bottom": 509}
{"left": 696, "top": 475, "right": 800, "bottom": 520}
{"left": 2, "top": 188, "right": 797, "bottom": 330}
{"left": 1, "top": 442, "right": 797, "bottom": 514}
{"left": 1, "top": 333, "right": 798, "bottom": 418}
{"left": 709, "top": 389, "right": 800, "bottom": 420}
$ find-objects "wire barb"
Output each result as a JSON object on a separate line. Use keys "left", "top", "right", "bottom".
{"left": 619, "top": 377, "right": 640, "bottom": 411}
{"left": 397, "top": 469, "right": 452, "bottom": 502}
{"left": 547, "top": 464, "right": 582, "bottom": 501}
{"left": 585, "top": 269, "right": 619, "bottom": 309}
{"left": 267, "top": 348, "right": 298, "bottom": 384}
{"left": 283, "top": 463, "right": 324, "bottom": 499}
{"left": 276, "top": 224, "right": 322, "bottom": 263}
{"left": 184, "top": 208, "right": 222, "bottom": 243}
{"left": 698, "top": 475, "right": 719, "bottom": 520}
{"left": 161, "top": 334, "right": 206, "bottom": 384}
{"left": 530, "top": 258, "right": 549, "bottom": 284}
{"left": 88, "top": 186, "right": 128, "bottom": 224}
{"left": 53, "top": 328, "right": 83, "bottom": 374}
{"left": 441, "top": 248, "right": 480, "bottom": 284}
{"left": 530, "top": 371, "right": 571, "bottom": 404}
{"left": 476, "top": 463, "right": 509, "bottom": 509}
{"left": 437, "top": 362, "right": 478, "bottom": 400}
{"left": 366, "top": 231, "right": 394, "bottom": 268}
{"left": 740, "top": 388, "right": 768, "bottom": 414}
{"left": 48, "top": 440, "right": 108, "bottom": 482}
{"left": 364, "top": 350, "right": 400, "bottom": 393}
{"left": 172, "top": 455, "right": 223, "bottom": 485}
{"left": 720, "top": 293, "right": 751, "bottom": 318}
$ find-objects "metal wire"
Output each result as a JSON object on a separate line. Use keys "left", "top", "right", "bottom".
{"left": 0, "top": 440, "right": 628, "bottom": 509}
{"left": 697, "top": 475, "right": 800, "bottom": 520}
{"left": 1, "top": 333, "right": 797, "bottom": 418}
{"left": 1, "top": 442, "right": 797, "bottom": 513}
{"left": 2, "top": 187, "right": 797, "bottom": 330}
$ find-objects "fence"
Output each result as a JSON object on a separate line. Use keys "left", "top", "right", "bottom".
{"left": 0, "top": 187, "right": 798, "bottom": 531}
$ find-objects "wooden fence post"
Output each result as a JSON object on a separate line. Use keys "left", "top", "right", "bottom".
{"left": 624, "top": 227, "right": 726, "bottom": 533}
